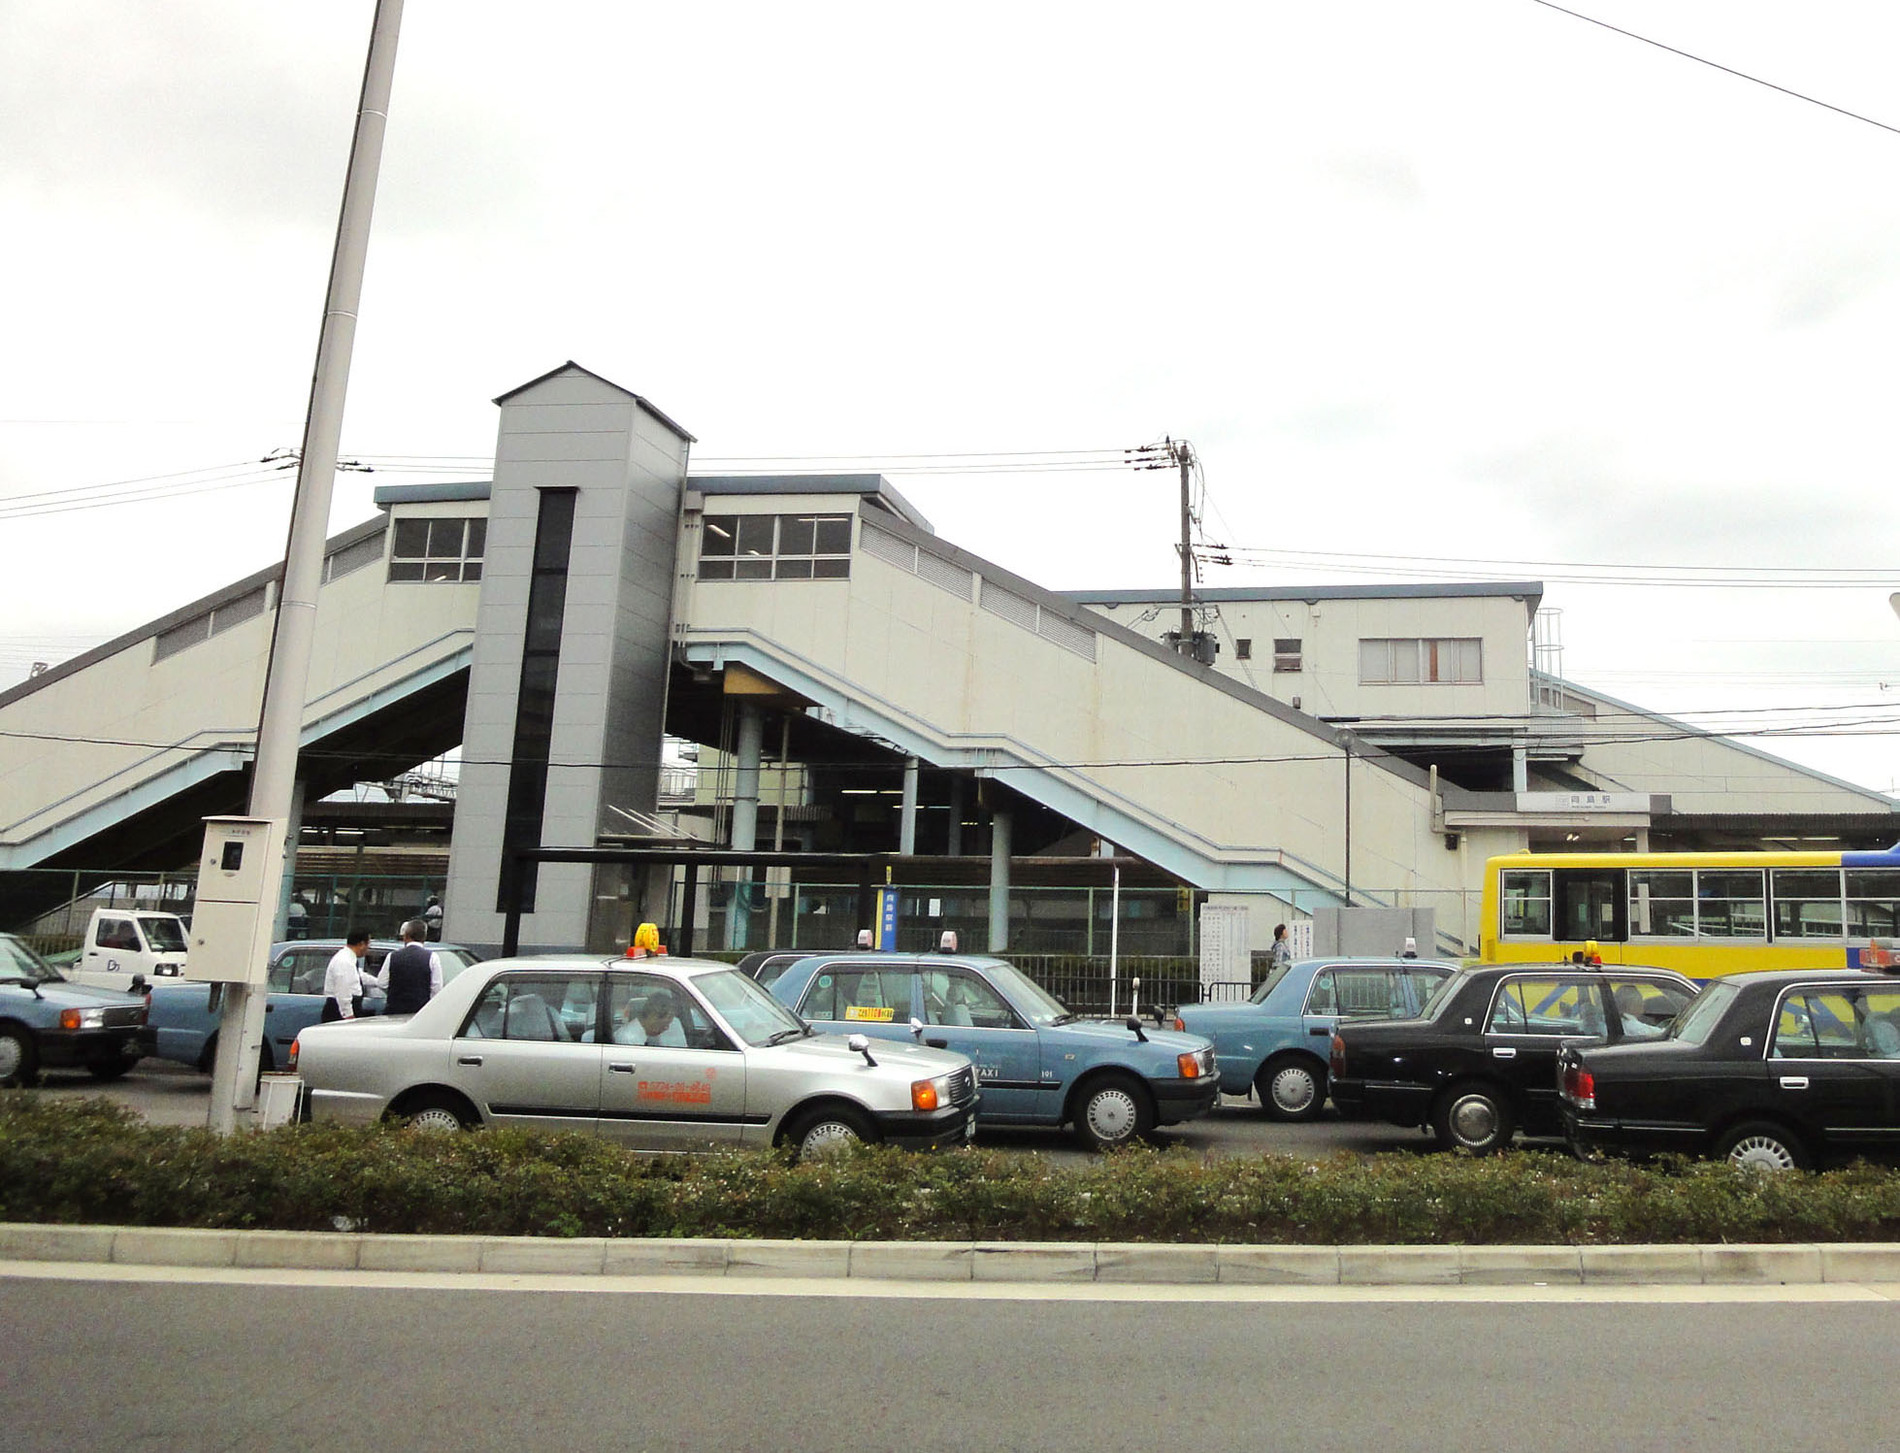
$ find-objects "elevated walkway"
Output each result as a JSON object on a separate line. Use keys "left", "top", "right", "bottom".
{"left": 679, "top": 507, "right": 1460, "bottom": 907}
{"left": 0, "top": 515, "right": 475, "bottom": 918}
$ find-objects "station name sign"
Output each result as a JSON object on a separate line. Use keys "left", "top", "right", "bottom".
{"left": 1515, "top": 791, "right": 1650, "bottom": 813}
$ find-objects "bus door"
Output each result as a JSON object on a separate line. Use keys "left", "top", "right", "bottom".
{"left": 1554, "top": 868, "right": 1626, "bottom": 953}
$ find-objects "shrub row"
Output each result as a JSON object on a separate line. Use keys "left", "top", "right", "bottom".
{"left": 8, "top": 1095, "right": 1900, "bottom": 1243}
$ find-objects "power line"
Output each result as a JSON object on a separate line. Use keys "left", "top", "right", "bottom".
{"left": 5, "top": 713, "right": 1897, "bottom": 775}
{"left": 1198, "top": 541, "right": 1900, "bottom": 590}
{"left": 1527, "top": 1, "right": 1900, "bottom": 138}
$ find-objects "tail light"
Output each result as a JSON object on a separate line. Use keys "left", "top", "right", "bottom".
{"left": 287, "top": 1035, "right": 301, "bottom": 1072}
{"left": 1329, "top": 1033, "right": 1347, "bottom": 1079}
{"left": 1562, "top": 1062, "right": 1595, "bottom": 1110}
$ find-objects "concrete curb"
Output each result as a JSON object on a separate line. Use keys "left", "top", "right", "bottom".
{"left": 5, "top": 1223, "right": 1896, "bottom": 1285}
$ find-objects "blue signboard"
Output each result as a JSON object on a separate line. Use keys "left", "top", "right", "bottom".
{"left": 875, "top": 885, "right": 900, "bottom": 949}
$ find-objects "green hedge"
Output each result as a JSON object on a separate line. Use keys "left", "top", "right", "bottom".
{"left": 9, "top": 1096, "right": 1900, "bottom": 1243}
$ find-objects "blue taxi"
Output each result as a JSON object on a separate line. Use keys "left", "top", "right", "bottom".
{"left": 144, "top": 938, "right": 481, "bottom": 1075}
{"left": 768, "top": 951, "right": 1219, "bottom": 1149}
{"left": 1171, "top": 956, "right": 1457, "bottom": 1120}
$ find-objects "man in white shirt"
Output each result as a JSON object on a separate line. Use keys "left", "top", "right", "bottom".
{"left": 320, "top": 930, "right": 374, "bottom": 1022}
{"left": 613, "top": 989, "right": 688, "bottom": 1047}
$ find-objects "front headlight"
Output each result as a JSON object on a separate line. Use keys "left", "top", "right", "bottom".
{"left": 59, "top": 1007, "right": 107, "bottom": 1030}
{"left": 911, "top": 1075, "right": 950, "bottom": 1111}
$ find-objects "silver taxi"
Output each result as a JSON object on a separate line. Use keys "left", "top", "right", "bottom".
{"left": 290, "top": 954, "right": 978, "bottom": 1156}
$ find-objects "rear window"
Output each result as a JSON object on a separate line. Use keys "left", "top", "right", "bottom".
{"left": 1667, "top": 980, "right": 1739, "bottom": 1046}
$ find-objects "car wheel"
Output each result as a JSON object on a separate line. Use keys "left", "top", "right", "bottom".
{"left": 86, "top": 1059, "right": 134, "bottom": 1082}
{"left": 1719, "top": 1121, "right": 1807, "bottom": 1172}
{"left": 1432, "top": 1083, "right": 1514, "bottom": 1154}
{"left": 1072, "top": 1073, "right": 1154, "bottom": 1151}
{"left": 0, "top": 1027, "right": 38, "bottom": 1088}
{"left": 396, "top": 1091, "right": 476, "bottom": 1132}
{"left": 787, "top": 1104, "right": 877, "bottom": 1158}
{"left": 1257, "top": 1055, "right": 1326, "bottom": 1122}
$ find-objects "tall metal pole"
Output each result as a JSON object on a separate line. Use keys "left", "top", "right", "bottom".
{"left": 206, "top": 0, "right": 404, "bottom": 1132}
{"left": 1176, "top": 440, "right": 1194, "bottom": 645}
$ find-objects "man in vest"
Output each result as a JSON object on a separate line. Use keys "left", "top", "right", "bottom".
{"left": 373, "top": 919, "right": 442, "bottom": 1016}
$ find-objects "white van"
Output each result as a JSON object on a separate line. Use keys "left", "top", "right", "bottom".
{"left": 71, "top": 908, "right": 190, "bottom": 990}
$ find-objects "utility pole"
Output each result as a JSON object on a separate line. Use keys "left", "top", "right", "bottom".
{"left": 205, "top": 0, "right": 404, "bottom": 1132}
{"left": 1174, "top": 438, "right": 1195, "bottom": 644}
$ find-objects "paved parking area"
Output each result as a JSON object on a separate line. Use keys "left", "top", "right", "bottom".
{"left": 26, "top": 1059, "right": 1452, "bottom": 1158}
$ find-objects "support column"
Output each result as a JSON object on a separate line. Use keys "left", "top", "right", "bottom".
{"left": 899, "top": 757, "right": 920, "bottom": 856}
{"left": 727, "top": 701, "right": 763, "bottom": 949}
{"left": 988, "top": 809, "right": 1012, "bottom": 953}
{"left": 947, "top": 778, "right": 964, "bottom": 856}
{"left": 1512, "top": 742, "right": 1529, "bottom": 794}
{"left": 274, "top": 778, "right": 307, "bottom": 939}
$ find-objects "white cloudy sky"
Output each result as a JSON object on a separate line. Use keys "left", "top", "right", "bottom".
{"left": 4, "top": 0, "right": 1897, "bottom": 795}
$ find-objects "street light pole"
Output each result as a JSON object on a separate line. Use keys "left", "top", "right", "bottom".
{"left": 206, "top": 0, "right": 405, "bottom": 1133}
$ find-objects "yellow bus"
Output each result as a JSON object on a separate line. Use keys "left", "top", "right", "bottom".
{"left": 1479, "top": 847, "right": 1900, "bottom": 980}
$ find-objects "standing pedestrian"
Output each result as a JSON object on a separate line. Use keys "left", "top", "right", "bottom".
{"left": 1268, "top": 922, "right": 1294, "bottom": 972}
{"left": 321, "top": 930, "right": 374, "bottom": 1022}
{"left": 422, "top": 894, "right": 444, "bottom": 942}
{"left": 371, "top": 919, "right": 442, "bottom": 1015}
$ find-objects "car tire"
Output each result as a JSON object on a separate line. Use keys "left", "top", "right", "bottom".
{"left": 86, "top": 1059, "right": 134, "bottom": 1082}
{"left": 786, "top": 1103, "right": 878, "bottom": 1158}
{"left": 1072, "top": 1073, "right": 1154, "bottom": 1151}
{"left": 1257, "top": 1054, "right": 1326, "bottom": 1122}
{"left": 1432, "top": 1082, "right": 1514, "bottom": 1154}
{"left": 395, "top": 1091, "right": 477, "bottom": 1132}
{"left": 1718, "top": 1120, "right": 1808, "bottom": 1172}
{"left": 0, "top": 1026, "right": 38, "bottom": 1088}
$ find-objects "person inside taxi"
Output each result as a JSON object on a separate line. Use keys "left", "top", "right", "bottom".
{"left": 1616, "top": 984, "right": 1665, "bottom": 1039}
{"left": 615, "top": 989, "right": 687, "bottom": 1046}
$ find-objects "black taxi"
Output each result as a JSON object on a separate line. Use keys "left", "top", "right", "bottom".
{"left": 1328, "top": 961, "right": 1697, "bottom": 1153}
{"left": 1559, "top": 968, "right": 1900, "bottom": 1170}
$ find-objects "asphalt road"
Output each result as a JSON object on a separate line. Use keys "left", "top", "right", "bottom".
{"left": 27, "top": 1057, "right": 1447, "bottom": 1158}
{"left": 4, "top": 1276, "right": 1896, "bottom": 1452}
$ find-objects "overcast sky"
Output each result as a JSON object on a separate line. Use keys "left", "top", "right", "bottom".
{"left": 4, "top": 1, "right": 1897, "bottom": 796}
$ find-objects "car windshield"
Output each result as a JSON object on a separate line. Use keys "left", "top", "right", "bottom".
{"left": 0, "top": 935, "right": 61, "bottom": 985}
{"left": 694, "top": 968, "right": 810, "bottom": 1045}
{"left": 982, "top": 962, "right": 1073, "bottom": 1025}
{"left": 1249, "top": 962, "right": 1295, "bottom": 1004}
{"left": 139, "top": 916, "right": 189, "bottom": 953}
{"left": 1666, "top": 979, "right": 1739, "bottom": 1046}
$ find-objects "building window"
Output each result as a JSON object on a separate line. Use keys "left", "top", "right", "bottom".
{"left": 1234, "top": 638, "right": 1252, "bottom": 660}
{"left": 1272, "top": 638, "right": 1302, "bottom": 672}
{"left": 496, "top": 491, "right": 576, "bottom": 915}
{"left": 152, "top": 584, "right": 270, "bottom": 663}
{"left": 1358, "top": 637, "right": 1482, "bottom": 684}
{"left": 699, "top": 513, "right": 852, "bottom": 581}
{"left": 389, "top": 517, "right": 485, "bottom": 583}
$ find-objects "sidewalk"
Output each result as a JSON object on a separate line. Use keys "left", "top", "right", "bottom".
{"left": 7, "top": 1222, "right": 1900, "bottom": 1286}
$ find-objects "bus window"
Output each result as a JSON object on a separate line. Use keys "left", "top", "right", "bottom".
{"left": 1773, "top": 868, "right": 1844, "bottom": 940}
{"left": 1501, "top": 870, "right": 1551, "bottom": 938}
{"left": 1555, "top": 869, "right": 1625, "bottom": 943}
{"left": 1629, "top": 870, "right": 1694, "bottom": 937}
{"left": 1698, "top": 869, "right": 1766, "bottom": 939}
{"left": 1847, "top": 869, "right": 1900, "bottom": 940}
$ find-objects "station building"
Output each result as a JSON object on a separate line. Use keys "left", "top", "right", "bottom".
{"left": 3, "top": 363, "right": 1894, "bottom": 960}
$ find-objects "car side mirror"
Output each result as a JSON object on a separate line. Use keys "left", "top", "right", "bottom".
{"left": 847, "top": 1033, "right": 878, "bottom": 1067}
{"left": 909, "top": 1016, "right": 925, "bottom": 1041}
{"left": 1126, "top": 1017, "right": 1148, "bottom": 1042}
